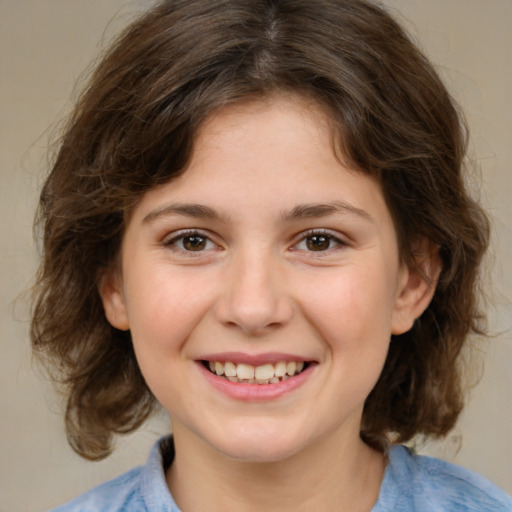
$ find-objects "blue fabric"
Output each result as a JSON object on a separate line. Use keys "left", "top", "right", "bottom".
{"left": 49, "top": 438, "right": 180, "bottom": 512}
{"left": 374, "top": 445, "right": 511, "bottom": 511}
{"left": 49, "top": 437, "right": 512, "bottom": 511}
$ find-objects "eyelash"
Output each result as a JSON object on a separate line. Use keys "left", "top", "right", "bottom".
{"left": 163, "top": 229, "right": 347, "bottom": 255}
{"left": 292, "top": 229, "right": 347, "bottom": 254}
{"left": 164, "top": 230, "right": 219, "bottom": 255}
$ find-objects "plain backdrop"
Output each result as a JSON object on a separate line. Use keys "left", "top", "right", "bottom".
{"left": 1, "top": 1, "right": 511, "bottom": 510}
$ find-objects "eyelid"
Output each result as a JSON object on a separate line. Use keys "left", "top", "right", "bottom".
{"left": 162, "top": 228, "right": 348, "bottom": 255}
{"left": 163, "top": 229, "right": 221, "bottom": 253}
{"left": 291, "top": 228, "right": 348, "bottom": 252}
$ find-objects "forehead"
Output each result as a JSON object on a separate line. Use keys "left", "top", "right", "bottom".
{"left": 129, "top": 95, "right": 396, "bottom": 242}
{"left": 194, "top": 94, "right": 339, "bottom": 166}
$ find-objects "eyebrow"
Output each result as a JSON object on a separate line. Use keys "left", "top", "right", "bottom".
{"left": 281, "top": 201, "right": 374, "bottom": 223}
{"left": 143, "top": 203, "right": 230, "bottom": 224}
{"left": 143, "top": 200, "right": 374, "bottom": 224}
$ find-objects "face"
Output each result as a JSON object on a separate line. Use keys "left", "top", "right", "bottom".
{"left": 101, "top": 95, "right": 433, "bottom": 463}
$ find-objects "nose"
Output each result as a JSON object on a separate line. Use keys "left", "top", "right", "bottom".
{"left": 215, "top": 247, "right": 294, "bottom": 336}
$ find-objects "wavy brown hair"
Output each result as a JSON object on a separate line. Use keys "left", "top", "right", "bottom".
{"left": 31, "top": 0, "right": 489, "bottom": 460}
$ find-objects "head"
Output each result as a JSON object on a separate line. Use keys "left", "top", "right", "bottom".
{"left": 32, "top": 0, "right": 489, "bottom": 460}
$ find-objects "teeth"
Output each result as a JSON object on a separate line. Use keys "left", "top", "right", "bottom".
{"left": 224, "top": 361, "right": 237, "bottom": 377}
{"left": 286, "top": 361, "right": 296, "bottom": 376}
{"left": 254, "top": 363, "right": 274, "bottom": 381}
{"left": 236, "top": 363, "right": 255, "bottom": 380}
{"left": 215, "top": 361, "right": 224, "bottom": 376}
{"left": 205, "top": 360, "right": 308, "bottom": 384}
{"left": 274, "top": 361, "right": 287, "bottom": 377}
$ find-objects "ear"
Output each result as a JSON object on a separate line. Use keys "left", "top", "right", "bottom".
{"left": 391, "top": 238, "right": 442, "bottom": 335}
{"left": 98, "top": 267, "right": 130, "bottom": 331}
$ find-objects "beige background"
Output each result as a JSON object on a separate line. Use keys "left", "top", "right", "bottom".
{"left": 1, "top": 1, "right": 511, "bottom": 510}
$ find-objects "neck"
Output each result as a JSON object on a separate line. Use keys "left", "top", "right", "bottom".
{"left": 166, "top": 424, "right": 385, "bottom": 512}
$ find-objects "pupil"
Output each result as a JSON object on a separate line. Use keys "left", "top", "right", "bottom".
{"left": 307, "top": 235, "right": 330, "bottom": 251}
{"left": 184, "top": 235, "right": 206, "bottom": 251}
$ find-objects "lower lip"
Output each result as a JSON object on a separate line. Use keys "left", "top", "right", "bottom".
{"left": 197, "top": 362, "right": 316, "bottom": 402}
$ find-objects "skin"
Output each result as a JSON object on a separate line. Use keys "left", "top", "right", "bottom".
{"left": 100, "top": 95, "right": 438, "bottom": 511}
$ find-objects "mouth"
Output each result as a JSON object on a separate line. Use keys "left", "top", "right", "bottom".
{"left": 202, "top": 360, "right": 310, "bottom": 384}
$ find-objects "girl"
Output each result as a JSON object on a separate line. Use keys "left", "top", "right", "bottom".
{"left": 31, "top": 0, "right": 511, "bottom": 510}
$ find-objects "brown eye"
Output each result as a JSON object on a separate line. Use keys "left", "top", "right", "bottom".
{"left": 182, "top": 235, "right": 208, "bottom": 251}
{"left": 166, "top": 232, "right": 216, "bottom": 252}
{"left": 293, "top": 231, "right": 345, "bottom": 253}
{"left": 306, "top": 235, "right": 332, "bottom": 251}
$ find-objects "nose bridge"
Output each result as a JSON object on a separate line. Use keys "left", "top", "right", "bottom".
{"left": 216, "top": 242, "right": 292, "bottom": 335}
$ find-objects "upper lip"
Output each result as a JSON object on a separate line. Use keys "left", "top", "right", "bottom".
{"left": 198, "top": 352, "right": 314, "bottom": 366}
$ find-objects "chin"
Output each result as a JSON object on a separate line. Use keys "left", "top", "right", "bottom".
{"left": 219, "top": 442, "right": 301, "bottom": 464}
{"left": 204, "top": 422, "right": 311, "bottom": 464}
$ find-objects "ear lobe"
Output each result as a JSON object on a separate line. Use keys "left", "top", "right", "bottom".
{"left": 391, "top": 239, "right": 441, "bottom": 335}
{"left": 98, "top": 268, "right": 130, "bottom": 331}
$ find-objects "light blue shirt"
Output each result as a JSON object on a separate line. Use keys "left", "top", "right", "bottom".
{"left": 49, "top": 437, "right": 512, "bottom": 511}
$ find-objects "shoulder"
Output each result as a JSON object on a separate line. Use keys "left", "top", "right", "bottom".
{"left": 375, "top": 445, "right": 512, "bottom": 512}
{"left": 47, "top": 437, "right": 180, "bottom": 512}
{"left": 48, "top": 466, "right": 144, "bottom": 512}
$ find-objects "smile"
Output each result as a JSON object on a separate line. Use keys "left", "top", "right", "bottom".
{"left": 204, "top": 360, "right": 308, "bottom": 384}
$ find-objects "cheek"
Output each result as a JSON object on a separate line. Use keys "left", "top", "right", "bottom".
{"left": 298, "top": 263, "right": 398, "bottom": 347}
{"left": 311, "top": 271, "right": 396, "bottom": 394}
{"left": 124, "top": 271, "right": 220, "bottom": 408}
{"left": 124, "top": 267, "right": 218, "bottom": 358}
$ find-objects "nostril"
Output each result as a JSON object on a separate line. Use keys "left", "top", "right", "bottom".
{"left": 214, "top": 272, "right": 294, "bottom": 334}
